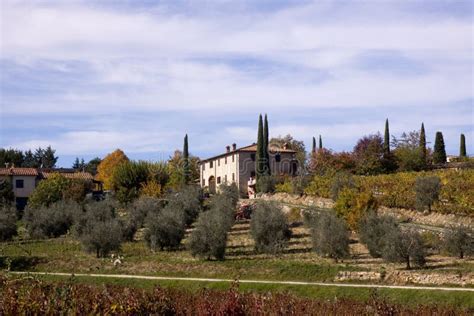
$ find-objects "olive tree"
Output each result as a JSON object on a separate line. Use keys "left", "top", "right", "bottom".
{"left": 443, "top": 225, "right": 473, "bottom": 259}
{"left": 0, "top": 205, "right": 17, "bottom": 241}
{"left": 73, "top": 199, "right": 124, "bottom": 258}
{"left": 307, "top": 209, "right": 350, "bottom": 262}
{"left": 250, "top": 201, "right": 291, "bottom": 254}
{"left": 415, "top": 176, "right": 441, "bottom": 212}
{"left": 188, "top": 191, "right": 235, "bottom": 260}
{"left": 24, "top": 200, "right": 81, "bottom": 239}
{"left": 382, "top": 228, "right": 426, "bottom": 269}
{"left": 358, "top": 212, "right": 399, "bottom": 258}
{"left": 144, "top": 204, "right": 186, "bottom": 251}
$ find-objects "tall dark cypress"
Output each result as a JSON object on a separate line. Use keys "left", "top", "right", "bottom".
{"left": 460, "top": 134, "right": 467, "bottom": 157}
{"left": 420, "top": 123, "right": 427, "bottom": 163}
{"left": 263, "top": 114, "right": 271, "bottom": 175}
{"left": 183, "top": 134, "right": 190, "bottom": 184}
{"left": 433, "top": 131, "right": 447, "bottom": 164}
{"left": 383, "top": 119, "right": 390, "bottom": 155}
{"left": 256, "top": 114, "right": 265, "bottom": 178}
{"left": 312, "top": 137, "right": 316, "bottom": 153}
{"left": 318, "top": 135, "right": 323, "bottom": 150}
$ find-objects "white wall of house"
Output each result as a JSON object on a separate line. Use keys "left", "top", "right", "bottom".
{"left": 0, "top": 175, "right": 37, "bottom": 198}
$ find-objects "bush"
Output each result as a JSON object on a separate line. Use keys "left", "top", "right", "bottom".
{"left": 112, "top": 161, "right": 150, "bottom": 204}
{"left": 334, "top": 189, "right": 377, "bottom": 230}
{"left": 24, "top": 200, "right": 81, "bottom": 239}
{"left": 382, "top": 228, "right": 426, "bottom": 269}
{"left": 358, "top": 213, "right": 399, "bottom": 258}
{"left": 218, "top": 183, "right": 240, "bottom": 207}
{"left": 144, "top": 205, "right": 186, "bottom": 251}
{"left": 0, "top": 205, "right": 17, "bottom": 241}
{"left": 330, "top": 172, "right": 356, "bottom": 200}
{"left": 28, "top": 174, "right": 70, "bottom": 208}
{"left": 256, "top": 175, "right": 276, "bottom": 193}
{"left": 0, "top": 179, "right": 14, "bottom": 207}
{"left": 188, "top": 193, "right": 235, "bottom": 260}
{"left": 130, "top": 196, "right": 164, "bottom": 229}
{"left": 443, "top": 225, "right": 474, "bottom": 259}
{"left": 306, "top": 209, "right": 350, "bottom": 262}
{"left": 250, "top": 201, "right": 291, "bottom": 254}
{"left": 415, "top": 176, "right": 441, "bottom": 212}
{"left": 73, "top": 200, "right": 123, "bottom": 257}
{"left": 166, "top": 185, "right": 202, "bottom": 226}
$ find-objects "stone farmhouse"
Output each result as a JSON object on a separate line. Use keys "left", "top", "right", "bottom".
{"left": 199, "top": 143, "right": 297, "bottom": 195}
{"left": 0, "top": 167, "right": 100, "bottom": 210}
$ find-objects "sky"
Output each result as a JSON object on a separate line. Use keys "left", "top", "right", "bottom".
{"left": 0, "top": 0, "right": 473, "bottom": 167}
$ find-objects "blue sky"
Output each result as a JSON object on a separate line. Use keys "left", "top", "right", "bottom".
{"left": 0, "top": 0, "right": 472, "bottom": 167}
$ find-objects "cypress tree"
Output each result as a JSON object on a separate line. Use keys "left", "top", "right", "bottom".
{"left": 460, "top": 134, "right": 466, "bottom": 157}
{"left": 319, "top": 135, "right": 323, "bottom": 150}
{"left": 256, "top": 114, "right": 265, "bottom": 178}
{"left": 420, "top": 123, "right": 427, "bottom": 164}
{"left": 433, "top": 131, "right": 447, "bottom": 164}
{"left": 263, "top": 114, "right": 271, "bottom": 175}
{"left": 312, "top": 137, "right": 316, "bottom": 153}
{"left": 183, "top": 134, "right": 190, "bottom": 184}
{"left": 383, "top": 119, "right": 390, "bottom": 155}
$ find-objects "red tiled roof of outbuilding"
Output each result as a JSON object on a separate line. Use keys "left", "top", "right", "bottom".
{"left": 0, "top": 168, "right": 39, "bottom": 176}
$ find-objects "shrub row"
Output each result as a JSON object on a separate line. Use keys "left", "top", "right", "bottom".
{"left": 1, "top": 276, "right": 469, "bottom": 315}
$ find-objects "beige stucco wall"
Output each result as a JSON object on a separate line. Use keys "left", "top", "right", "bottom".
{"left": 0, "top": 175, "right": 37, "bottom": 198}
{"left": 200, "top": 150, "right": 297, "bottom": 195}
{"left": 200, "top": 152, "right": 239, "bottom": 192}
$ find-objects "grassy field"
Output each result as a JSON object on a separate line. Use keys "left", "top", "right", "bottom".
{"left": 1, "top": 216, "right": 473, "bottom": 292}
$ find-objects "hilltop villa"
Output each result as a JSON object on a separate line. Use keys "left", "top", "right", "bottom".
{"left": 199, "top": 143, "right": 297, "bottom": 196}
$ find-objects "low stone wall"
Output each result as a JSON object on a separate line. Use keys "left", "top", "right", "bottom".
{"left": 259, "top": 193, "right": 334, "bottom": 209}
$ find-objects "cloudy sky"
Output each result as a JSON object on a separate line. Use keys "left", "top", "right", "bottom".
{"left": 1, "top": 0, "right": 472, "bottom": 166}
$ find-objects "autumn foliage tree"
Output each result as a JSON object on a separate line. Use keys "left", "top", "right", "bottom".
{"left": 96, "top": 149, "right": 129, "bottom": 189}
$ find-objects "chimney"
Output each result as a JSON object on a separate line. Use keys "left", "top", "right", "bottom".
{"left": 232, "top": 143, "right": 237, "bottom": 151}
{"left": 226, "top": 145, "right": 231, "bottom": 153}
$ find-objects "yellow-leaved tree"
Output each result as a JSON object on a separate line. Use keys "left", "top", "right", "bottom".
{"left": 96, "top": 149, "right": 129, "bottom": 190}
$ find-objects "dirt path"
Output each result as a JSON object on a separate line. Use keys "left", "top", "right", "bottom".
{"left": 9, "top": 271, "right": 474, "bottom": 292}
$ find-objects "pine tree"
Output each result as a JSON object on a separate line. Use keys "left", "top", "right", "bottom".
{"left": 42, "top": 146, "right": 58, "bottom": 168}
{"left": 183, "top": 134, "right": 190, "bottom": 184}
{"left": 72, "top": 157, "right": 80, "bottom": 170}
{"left": 312, "top": 137, "right": 316, "bottom": 153}
{"left": 383, "top": 119, "right": 390, "bottom": 155}
{"left": 263, "top": 114, "right": 270, "bottom": 175}
{"left": 420, "top": 123, "right": 427, "bottom": 164}
{"left": 433, "top": 131, "right": 447, "bottom": 164}
{"left": 23, "top": 150, "right": 37, "bottom": 167}
{"left": 256, "top": 114, "right": 265, "bottom": 178}
{"left": 319, "top": 135, "right": 323, "bottom": 150}
{"left": 460, "top": 134, "right": 466, "bottom": 157}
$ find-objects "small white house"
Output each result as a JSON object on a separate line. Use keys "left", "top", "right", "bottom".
{"left": 199, "top": 143, "right": 297, "bottom": 195}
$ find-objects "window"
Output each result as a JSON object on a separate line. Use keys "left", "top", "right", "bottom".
{"left": 15, "top": 179, "right": 24, "bottom": 188}
{"left": 224, "top": 175, "right": 227, "bottom": 183}
{"left": 275, "top": 154, "right": 281, "bottom": 162}
{"left": 251, "top": 153, "right": 255, "bottom": 161}
{"left": 232, "top": 173, "right": 235, "bottom": 182}
{"left": 225, "top": 156, "right": 227, "bottom": 164}
{"left": 232, "top": 154, "right": 235, "bottom": 162}
{"left": 202, "top": 163, "right": 205, "bottom": 171}
{"left": 218, "top": 159, "right": 220, "bottom": 167}
{"left": 210, "top": 161, "right": 213, "bottom": 168}
{"left": 202, "top": 179, "right": 205, "bottom": 186}
{"left": 217, "top": 177, "right": 221, "bottom": 184}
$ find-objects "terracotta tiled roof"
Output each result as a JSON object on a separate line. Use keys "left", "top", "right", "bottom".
{"left": 0, "top": 168, "right": 39, "bottom": 176}
{"left": 201, "top": 143, "right": 296, "bottom": 162}
{"left": 41, "top": 171, "right": 94, "bottom": 181}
